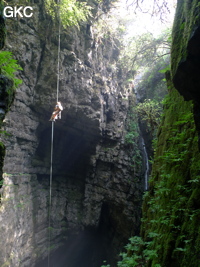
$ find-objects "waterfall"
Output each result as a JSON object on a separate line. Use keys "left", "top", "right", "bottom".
{"left": 141, "top": 137, "right": 149, "bottom": 191}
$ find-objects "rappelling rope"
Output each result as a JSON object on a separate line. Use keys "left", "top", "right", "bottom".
{"left": 48, "top": 121, "right": 54, "bottom": 267}
{"left": 56, "top": 0, "right": 61, "bottom": 103}
{"left": 48, "top": 1, "right": 61, "bottom": 266}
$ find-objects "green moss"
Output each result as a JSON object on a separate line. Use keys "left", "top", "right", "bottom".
{"left": 171, "top": 0, "right": 200, "bottom": 77}
{"left": 0, "top": 7, "right": 20, "bottom": 199}
{"left": 139, "top": 68, "right": 200, "bottom": 267}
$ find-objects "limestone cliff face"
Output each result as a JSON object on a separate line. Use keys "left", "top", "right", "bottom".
{"left": 0, "top": 2, "right": 144, "bottom": 266}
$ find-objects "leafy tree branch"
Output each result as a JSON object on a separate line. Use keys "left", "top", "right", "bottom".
{"left": 44, "top": 0, "right": 92, "bottom": 28}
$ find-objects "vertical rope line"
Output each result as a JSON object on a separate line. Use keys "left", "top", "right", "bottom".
{"left": 56, "top": 0, "right": 61, "bottom": 103}
{"left": 48, "top": 2, "right": 61, "bottom": 265}
{"left": 48, "top": 121, "right": 54, "bottom": 267}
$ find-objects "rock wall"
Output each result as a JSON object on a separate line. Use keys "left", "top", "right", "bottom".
{"left": 139, "top": 1, "right": 200, "bottom": 266}
{"left": 172, "top": 0, "right": 200, "bottom": 147}
{"left": 0, "top": 1, "right": 144, "bottom": 266}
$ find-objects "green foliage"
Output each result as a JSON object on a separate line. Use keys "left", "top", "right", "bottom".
{"left": 119, "top": 28, "right": 171, "bottom": 72}
{"left": 124, "top": 125, "right": 138, "bottom": 145}
{"left": 0, "top": 51, "right": 22, "bottom": 88}
{"left": 140, "top": 86, "right": 200, "bottom": 267}
{"left": 117, "top": 236, "right": 145, "bottom": 267}
{"left": 136, "top": 56, "right": 169, "bottom": 101}
{"left": 101, "top": 261, "right": 110, "bottom": 267}
{"left": 136, "top": 99, "right": 162, "bottom": 137}
{"left": 171, "top": 0, "right": 200, "bottom": 77}
{"left": 93, "top": 10, "right": 128, "bottom": 48}
{"left": 116, "top": 2, "right": 200, "bottom": 267}
{"left": 125, "top": 107, "right": 139, "bottom": 145}
{"left": 93, "top": 7, "right": 171, "bottom": 77}
{"left": 179, "top": 22, "right": 185, "bottom": 31}
{"left": 44, "top": 0, "right": 92, "bottom": 28}
{"left": 114, "top": 235, "right": 161, "bottom": 267}
{"left": 159, "top": 65, "right": 170, "bottom": 73}
{"left": 124, "top": 107, "right": 142, "bottom": 173}
{"left": 120, "top": 82, "right": 200, "bottom": 267}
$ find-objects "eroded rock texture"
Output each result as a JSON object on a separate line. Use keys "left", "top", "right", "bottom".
{"left": 0, "top": 2, "right": 144, "bottom": 266}
{"left": 172, "top": 1, "right": 200, "bottom": 147}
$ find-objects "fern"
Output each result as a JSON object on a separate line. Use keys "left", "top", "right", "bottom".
{"left": 0, "top": 51, "right": 22, "bottom": 88}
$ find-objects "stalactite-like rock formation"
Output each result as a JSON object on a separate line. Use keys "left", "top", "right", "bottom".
{"left": 0, "top": 2, "right": 144, "bottom": 266}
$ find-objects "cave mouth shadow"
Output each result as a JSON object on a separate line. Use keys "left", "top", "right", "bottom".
{"left": 33, "top": 123, "right": 98, "bottom": 176}
{"left": 35, "top": 227, "right": 108, "bottom": 267}
{"left": 34, "top": 202, "right": 135, "bottom": 267}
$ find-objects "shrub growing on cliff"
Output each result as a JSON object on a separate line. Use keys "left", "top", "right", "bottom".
{"left": 0, "top": 51, "right": 22, "bottom": 88}
{"left": 125, "top": 107, "right": 140, "bottom": 145}
{"left": 45, "top": 0, "right": 92, "bottom": 28}
{"left": 136, "top": 99, "right": 162, "bottom": 137}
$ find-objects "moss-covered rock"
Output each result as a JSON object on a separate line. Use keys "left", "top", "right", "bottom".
{"left": 141, "top": 88, "right": 200, "bottom": 266}
{"left": 139, "top": 1, "right": 200, "bottom": 266}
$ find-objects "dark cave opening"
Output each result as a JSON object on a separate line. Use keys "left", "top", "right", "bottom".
{"left": 33, "top": 122, "right": 98, "bottom": 176}
{"left": 97, "top": 202, "right": 136, "bottom": 266}
{"left": 35, "top": 228, "right": 108, "bottom": 267}
{"left": 37, "top": 200, "right": 136, "bottom": 267}
{"left": 34, "top": 202, "right": 131, "bottom": 267}
{"left": 32, "top": 121, "right": 136, "bottom": 267}
{"left": 33, "top": 123, "right": 112, "bottom": 267}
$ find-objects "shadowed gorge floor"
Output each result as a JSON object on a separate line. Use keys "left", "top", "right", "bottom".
{"left": 35, "top": 229, "right": 107, "bottom": 267}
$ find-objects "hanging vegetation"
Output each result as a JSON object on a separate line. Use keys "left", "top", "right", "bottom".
{"left": 0, "top": 51, "right": 22, "bottom": 89}
{"left": 136, "top": 99, "right": 162, "bottom": 138}
{"left": 44, "top": 0, "right": 92, "bottom": 28}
